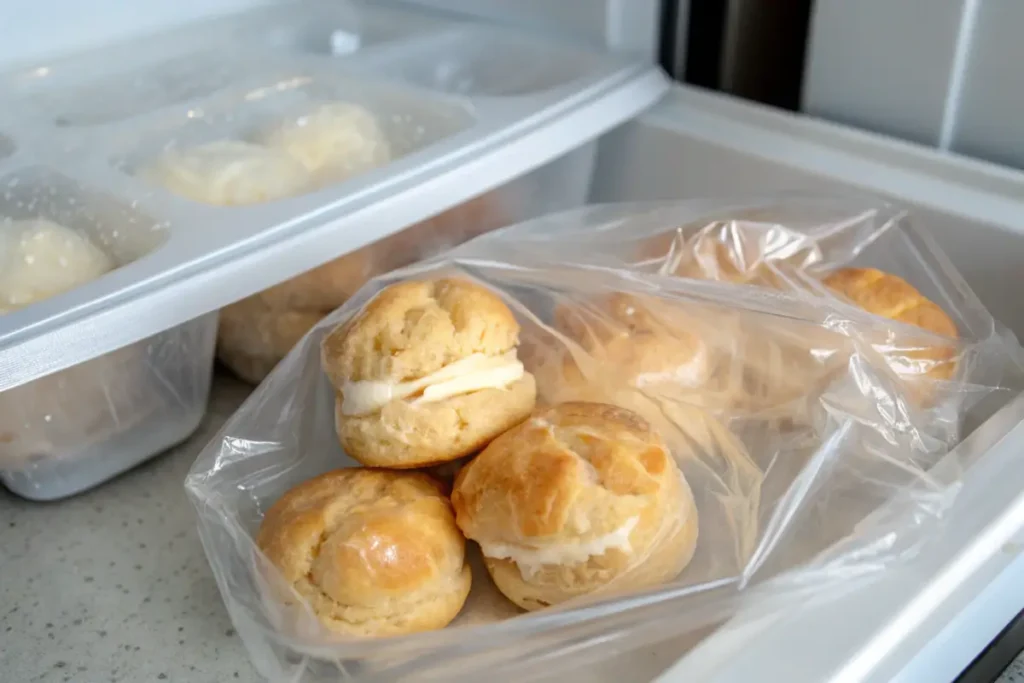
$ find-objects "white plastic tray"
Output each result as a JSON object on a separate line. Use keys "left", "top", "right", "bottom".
{"left": 0, "top": 0, "right": 667, "bottom": 393}
{"left": 588, "top": 85, "right": 1024, "bottom": 683}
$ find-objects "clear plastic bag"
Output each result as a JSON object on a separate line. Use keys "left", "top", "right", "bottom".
{"left": 186, "top": 196, "right": 1024, "bottom": 682}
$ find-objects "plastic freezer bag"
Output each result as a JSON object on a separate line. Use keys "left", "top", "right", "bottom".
{"left": 186, "top": 197, "right": 1023, "bottom": 682}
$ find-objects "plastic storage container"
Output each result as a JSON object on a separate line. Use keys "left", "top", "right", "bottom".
{"left": 0, "top": 315, "right": 217, "bottom": 500}
{"left": 0, "top": 0, "right": 666, "bottom": 388}
{"left": 0, "top": 156, "right": 218, "bottom": 500}
{"left": 0, "top": 0, "right": 661, "bottom": 499}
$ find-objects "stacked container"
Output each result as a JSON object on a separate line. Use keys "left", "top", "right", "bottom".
{"left": 0, "top": 0, "right": 667, "bottom": 500}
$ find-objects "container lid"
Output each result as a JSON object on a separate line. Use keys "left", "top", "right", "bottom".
{"left": 0, "top": 0, "right": 668, "bottom": 391}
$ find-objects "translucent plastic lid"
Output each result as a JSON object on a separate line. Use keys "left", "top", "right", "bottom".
{"left": 0, "top": 0, "right": 668, "bottom": 391}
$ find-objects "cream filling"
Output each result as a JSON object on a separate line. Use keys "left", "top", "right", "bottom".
{"left": 340, "top": 350, "right": 524, "bottom": 417}
{"left": 480, "top": 517, "right": 639, "bottom": 578}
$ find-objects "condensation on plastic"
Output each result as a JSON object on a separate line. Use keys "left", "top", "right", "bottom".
{"left": 0, "top": 314, "right": 217, "bottom": 500}
{"left": 186, "top": 197, "right": 1024, "bottom": 682}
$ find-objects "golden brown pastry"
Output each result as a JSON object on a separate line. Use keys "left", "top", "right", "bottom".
{"left": 823, "top": 267, "right": 958, "bottom": 384}
{"left": 217, "top": 297, "right": 324, "bottom": 384}
{"left": 256, "top": 468, "right": 471, "bottom": 638}
{"left": 217, "top": 250, "right": 374, "bottom": 384}
{"left": 452, "top": 402, "right": 698, "bottom": 611}
{"left": 322, "top": 278, "right": 537, "bottom": 468}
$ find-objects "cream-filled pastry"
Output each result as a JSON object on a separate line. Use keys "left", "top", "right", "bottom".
{"left": 321, "top": 278, "right": 537, "bottom": 468}
{"left": 452, "top": 402, "right": 698, "bottom": 610}
{"left": 142, "top": 139, "right": 312, "bottom": 205}
{"left": 257, "top": 468, "right": 471, "bottom": 637}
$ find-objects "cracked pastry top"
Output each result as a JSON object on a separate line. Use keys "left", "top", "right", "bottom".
{"left": 452, "top": 401, "right": 698, "bottom": 611}
{"left": 256, "top": 468, "right": 471, "bottom": 637}
{"left": 321, "top": 278, "right": 536, "bottom": 468}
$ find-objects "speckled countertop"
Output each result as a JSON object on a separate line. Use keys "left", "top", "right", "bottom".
{"left": 2, "top": 375, "right": 1023, "bottom": 683}
{"left": 0, "top": 376, "right": 254, "bottom": 683}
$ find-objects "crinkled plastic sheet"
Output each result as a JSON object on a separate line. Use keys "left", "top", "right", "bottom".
{"left": 186, "top": 197, "right": 1024, "bottom": 682}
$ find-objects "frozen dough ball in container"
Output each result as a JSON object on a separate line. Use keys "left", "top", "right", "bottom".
{"left": 452, "top": 401, "right": 699, "bottom": 611}
{"left": 142, "top": 140, "right": 313, "bottom": 205}
{"left": 261, "top": 102, "right": 392, "bottom": 182}
{"left": 0, "top": 347, "right": 152, "bottom": 465}
{"left": 0, "top": 218, "right": 113, "bottom": 311}
{"left": 0, "top": 218, "right": 141, "bottom": 467}
{"left": 0, "top": 217, "right": 215, "bottom": 499}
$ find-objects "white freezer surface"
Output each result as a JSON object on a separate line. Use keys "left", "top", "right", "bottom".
{"left": 588, "top": 85, "right": 1024, "bottom": 683}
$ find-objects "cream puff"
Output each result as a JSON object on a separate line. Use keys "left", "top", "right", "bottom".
{"left": 452, "top": 402, "right": 698, "bottom": 611}
{"left": 321, "top": 278, "right": 537, "bottom": 468}
{"left": 217, "top": 193, "right": 508, "bottom": 386}
{"left": 217, "top": 249, "right": 374, "bottom": 384}
{"left": 256, "top": 468, "right": 471, "bottom": 638}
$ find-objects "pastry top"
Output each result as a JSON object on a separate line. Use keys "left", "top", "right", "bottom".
{"left": 322, "top": 278, "right": 520, "bottom": 387}
{"left": 452, "top": 402, "right": 676, "bottom": 552}
{"left": 823, "top": 268, "right": 958, "bottom": 339}
{"left": 143, "top": 139, "right": 312, "bottom": 206}
{"left": 257, "top": 468, "right": 465, "bottom": 609}
{"left": 0, "top": 218, "right": 113, "bottom": 312}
